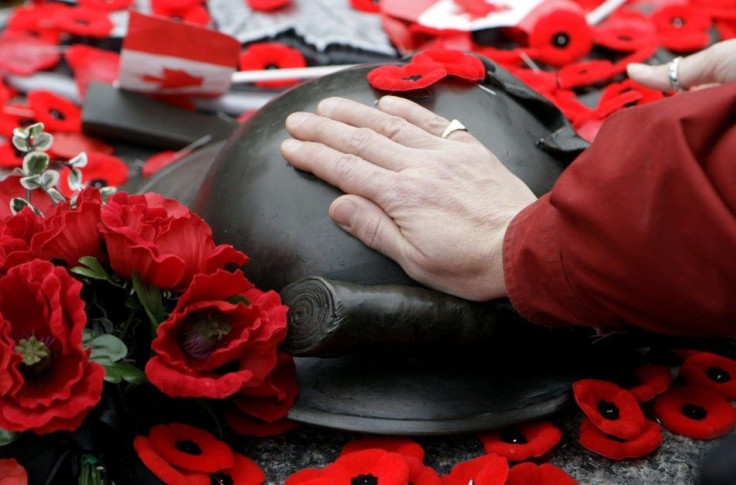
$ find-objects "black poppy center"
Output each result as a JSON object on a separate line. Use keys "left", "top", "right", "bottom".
{"left": 552, "top": 32, "right": 570, "bottom": 48}
{"left": 604, "top": 433, "right": 628, "bottom": 443}
{"left": 402, "top": 75, "right": 423, "bottom": 82}
{"left": 597, "top": 400, "right": 620, "bottom": 420}
{"left": 500, "top": 429, "right": 528, "bottom": 444}
{"left": 75, "top": 17, "right": 91, "bottom": 26}
{"left": 671, "top": 17, "right": 685, "bottom": 28}
{"left": 49, "top": 109, "right": 66, "bottom": 120}
{"left": 265, "top": 64, "right": 280, "bottom": 70}
{"left": 706, "top": 367, "right": 731, "bottom": 383}
{"left": 89, "top": 179, "right": 108, "bottom": 188}
{"left": 20, "top": 118, "right": 35, "bottom": 127}
{"left": 211, "top": 473, "right": 233, "bottom": 485}
{"left": 175, "top": 439, "right": 203, "bottom": 455}
{"left": 682, "top": 404, "right": 707, "bottom": 420}
{"left": 352, "top": 474, "right": 378, "bottom": 485}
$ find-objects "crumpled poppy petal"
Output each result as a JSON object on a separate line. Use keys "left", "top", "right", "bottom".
{"left": 0, "top": 32, "right": 60, "bottom": 76}
{"left": 506, "top": 462, "right": 577, "bottom": 485}
{"left": 579, "top": 418, "right": 663, "bottom": 460}
{"left": 148, "top": 422, "right": 235, "bottom": 473}
{"left": 341, "top": 437, "right": 425, "bottom": 461}
{"left": 367, "top": 62, "right": 447, "bottom": 91}
{"left": 573, "top": 379, "right": 646, "bottom": 440}
{"left": 413, "top": 48, "right": 486, "bottom": 81}
{"left": 478, "top": 420, "right": 562, "bottom": 461}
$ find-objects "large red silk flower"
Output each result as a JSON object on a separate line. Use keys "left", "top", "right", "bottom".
{"left": 99, "top": 192, "right": 247, "bottom": 291}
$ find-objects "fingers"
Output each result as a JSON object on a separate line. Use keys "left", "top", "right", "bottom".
{"left": 626, "top": 46, "right": 720, "bottom": 91}
{"left": 377, "top": 95, "right": 477, "bottom": 143}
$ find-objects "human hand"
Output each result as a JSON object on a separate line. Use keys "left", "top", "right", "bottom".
{"left": 280, "top": 96, "right": 537, "bottom": 301}
{"left": 627, "top": 39, "right": 736, "bottom": 91}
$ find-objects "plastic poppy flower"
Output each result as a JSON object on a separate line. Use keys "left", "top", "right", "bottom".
{"left": 472, "top": 46, "right": 525, "bottom": 68}
{"left": 6, "top": 3, "right": 68, "bottom": 42}
{"left": 478, "top": 420, "right": 562, "bottom": 461}
{"left": 593, "top": 9, "right": 657, "bottom": 52}
{"left": 367, "top": 62, "right": 447, "bottom": 92}
{"left": 0, "top": 32, "right": 61, "bottom": 76}
{"left": 652, "top": 5, "right": 711, "bottom": 52}
{"left": 598, "top": 79, "right": 664, "bottom": 107}
{"left": 350, "top": 0, "right": 380, "bottom": 14}
{"left": 27, "top": 91, "right": 81, "bottom": 133}
{"left": 441, "top": 453, "right": 508, "bottom": 485}
{"left": 248, "top": 0, "right": 291, "bottom": 12}
{"left": 506, "top": 463, "right": 577, "bottom": 485}
{"left": 405, "top": 456, "right": 441, "bottom": 485}
{"left": 527, "top": 9, "right": 593, "bottom": 67}
{"left": 0, "top": 458, "right": 28, "bottom": 485}
{"left": 557, "top": 59, "right": 615, "bottom": 89}
{"left": 322, "top": 449, "right": 411, "bottom": 485}
{"left": 78, "top": 0, "right": 135, "bottom": 10}
{"left": 134, "top": 436, "right": 209, "bottom": 485}
{"left": 680, "top": 352, "right": 736, "bottom": 400}
{"left": 148, "top": 422, "right": 234, "bottom": 473}
{"left": 620, "top": 363, "right": 672, "bottom": 403}
{"left": 213, "top": 454, "right": 266, "bottom": 485}
{"left": 572, "top": 379, "right": 645, "bottom": 440}
{"left": 58, "top": 152, "right": 128, "bottom": 197}
{"left": 64, "top": 45, "right": 119, "bottom": 98}
{"left": 654, "top": 386, "right": 736, "bottom": 439}
{"left": 48, "top": 132, "right": 114, "bottom": 160}
{"left": 341, "top": 437, "right": 424, "bottom": 461}
{"left": 238, "top": 42, "right": 307, "bottom": 88}
{"left": 54, "top": 6, "right": 114, "bottom": 38}
{"left": 579, "top": 418, "right": 663, "bottom": 460}
{"left": 412, "top": 48, "right": 486, "bottom": 82}
{"left": 230, "top": 351, "right": 298, "bottom": 424}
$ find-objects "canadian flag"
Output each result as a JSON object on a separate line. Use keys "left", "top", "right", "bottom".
{"left": 118, "top": 11, "right": 240, "bottom": 96}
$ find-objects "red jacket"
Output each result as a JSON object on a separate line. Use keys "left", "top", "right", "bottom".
{"left": 503, "top": 82, "right": 736, "bottom": 337}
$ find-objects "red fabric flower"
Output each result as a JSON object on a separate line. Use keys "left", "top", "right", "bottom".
{"left": 54, "top": 5, "right": 114, "bottom": 38}
{"left": 134, "top": 436, "right": 209, "bottom": 485}
{"left": 98, "top": 192, "right": 247, "bottom": 290}
{"left": 78, "top": 0, "right": 135, "bottom": 11}
{"left": 412, "top": 48, "right": 486, "bottom": 82}
{"left": 0, "top": 142, "right": 24, "bottom": 169}
{"left": 143, "top": 150, "right": 180, "bottom": 178}
{"left": 0, "top": 177, "right": 55, "bottom": 221}
{"left": 0, "top": 259, "right": 105, "bottom": 434}
{"left": 48, "top": 132, "right": 114, "bottom": 160}
{"left": 506, "top": 463, "right": 577, "bottom": 485}
{"left": 572, "top": 379, "right": 645, "bottom": 440}
{"left": 557, "top": 59, "right": 615, "bottom": 89}
{"left": 623, "top": 363, "right": 672, "bottom": 403}
{"left": 350, "top": 0, "right": 380, "bottom": 14}
{"left": 64, "top": 45, "right": 120, "bottom": 98}
{"left": 323, "top": 449, "right": 411, "bottom": 485}
{"left": 527, "top": 10, "right": 593, "bottom": 67}
{"left": 151, "top": 0, "right": 203, "bottom": 15}
{"left": 0, "top": 32, "right": 61, "bottom": 76}
{"left": 680, "top": 352, "right": 736, "bottom": 400}
{"left": 6, "top": 3, "right": 68, "bottom": 42}
{"left": 238, "top": 42, "right": 307, "bottom": 88}
{"left": 441, "top": 454, "right": 508, "bottom": 485}
{"left": 27, "top": 91, "right": 81, "bottom": 133}
{"left": 652, "top": 5, "right": 711, "bottom": 52}
{"left": 225, "top": 409, "right": 299, "bottom": 438}
{"left": 230, "top": 351, "right": 298, "bottom": 423}
{"left": 248, "top": 0, "right": 292, "bottom": 12}
{"left": 578, "top": 418, "right": 663, "bottom": 460}
{"left": 473, "top": 46, "right": 525, "bottom": 69}
{"left": 176, "top": 5, "right": 211, "bottom": 26}
{"left": 0, "top": 208, "right": 39, "bottom": 275}
{"left": 367, "top": 63, "right": 447, "bottom": 92}
{"left": 478, "top": 420, "right": 562, "bottom": 461}
{"left": 0, "top": 458, "right": 27, "bottom": 485}
{"left": 598, "top": 79, "right": 664, "bottom": 107}
{"left": 148, "top": 422, "right": 235, "bottom": 473}
{"left": 58, "top": 152, "right": 129, "bottom": 197}
{"left": 405, "top": 456, "right": 442, "bottom": 485}
{"left": 341, "top": 436, "right": 425, "bottom": 461}
{"left": 593, "top": 9, "right": 657, "bottom": 52}
{"left": 654, "top": 386, "right": 736, "bottom": 439}
{"left": 145, "top": 270, "right": 287, "bottom": 399}
{"left": 215, "top": 454, "right": 266, "bottom": 485}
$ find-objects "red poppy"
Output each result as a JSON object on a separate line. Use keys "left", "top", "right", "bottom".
{"left": 54, "top": 6, "right": 114, "bottom": 38}
{"left": 593, "top": 9, "right": 657, "bottom": 52}
{"left": 322, "top": 449, "right": 411, "bottom": 485}
{"left": 214, "top": 454, "right": 266, "bottom": 485}
{"left": 0, "top": 142, "right": 24, "bottom": 169}
{"left": 134, "top": 436, "right": 209, "bottom": 485}
{"left": 716, "top": 19, "right": 736, "bottom": 40}
{"left": 654, "top": 386, "right": 736, "bottom": 439}
{"left": 99, "top": 192, "right": 247, "bottom": 290}
{"left": 367, "top": 62, "right": 447, "bottom": 92}
{"left": 598, "top": 79, "right": 664, "bottom": 107}
{"left": 0, "top": 31, "right": 61, "bottom": 76}
{"left": 78, "top": 0, "right": 135, "bottom": 10}
{"left": 148, "top": 422, "right": 235, "bottom": 473}
{"left": 652, "top": 5, "right": 711, "bottom": 52}
{"left": 572, "top": 379, "right": 645, "bottom": 440}
{"left": 478, "top": 420, "right": 562, "bottom": 461}
{"left": 225, "top": 408, "right": 299, "bottom": 437}
{"left": 550, "top": 89, "right": 593, "bottom": 124}
{"left": 58, "top": 152, "right": 128, "bottom": 197}
{"left": 472, "top": 46, "right": 525, "bottom": 69}
{"left": 0, "top": 458, "right": 28, "bottom": 485}
{"left": 579, "top": 418, "right": 663, "bottom": 460}
{"left": 621, "top": 363, "right": 672, "bottom": 403}
{"left": 455, "top": 0, "right": 508, "bottom": 18}
{"left": 527, "top": 9, "right": 593, "bottom": 67}
{"left": 506, "top": 463, "right": 577, "bottom": 485}
{"left": 238, "top": 42, "right": 307, "bottom": 88}
{"left": 27, "top": 90, "right": 81, "bottom": 133}
{"left": 350, "top": 0, "right": 380, "bottom": 14}
{"left": 680, "top": 352, "right": 736, "bottom": 400}
{"left": 6, "top": 3, "right": 68, "bottom": 42}
{"left": 64, "top": 45, "right": 120, "bottom": 98}
{"left": 0, "top": 259, "right": 105, "bottom": 434}
{"left": 341, "top": 436, "right": 425, "bottom": 461}
{"left": 404, "top": 456, "right": 442, "bottom": 485}
{"left": 143, "top": 150, "right": 180, "bottom": 178}
{"left": 48, "top": 132, "right": 114, "bottom": 160}
{"left": 557, "top": 59, "right": 615, "bottom": 89}
{"left": 412, "top": 48, "right": 486, "bottom": 82}
{"left": 441, "top": 454, "right": 508, "bottom": 485}
{"left": 0, "top": 208, "right": 39, "bottom": 275}
{"left": 230, "top": 351, "right": 298, "bottom": 422}
{"left": 0, "top": 103, "right": 36, "bottom": 139}
{"left": 511, "top": 68, "right": 558, "bottom": 95}
{"left": 248, "top": 0, "right": 291, "bottom": 12}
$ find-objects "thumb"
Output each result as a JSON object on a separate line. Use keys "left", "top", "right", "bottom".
{"left": 329, "top": 195, "right": 406, "bottom": 263}
{"left": 626, "top": 45, "right": 724, "bottom": 91}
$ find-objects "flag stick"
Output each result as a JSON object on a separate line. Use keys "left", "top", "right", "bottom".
{"left": 586, "top": 0, "right": 628, "bottom": 25}
{"left": 230, "top": 64, "right": 358, "bottom": 84}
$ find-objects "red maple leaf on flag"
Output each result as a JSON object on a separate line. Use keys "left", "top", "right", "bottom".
{"left": 142, "top": 68, "right": 204, "bottom": 89}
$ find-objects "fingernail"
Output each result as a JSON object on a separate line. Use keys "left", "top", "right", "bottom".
{"left": 281, "top": 138, "right": 302, "bottom": 153}
{"left": 330, "top": 199, "right": 357, "bottom": 228}
{"left": 626, "top": 63, "right": 653, "bottom": 78}
{"left": 318, "top": 97, "right": 339, "bottom": 115}
{"left": 286, "top": 112, "right": 309, "bottom": 127}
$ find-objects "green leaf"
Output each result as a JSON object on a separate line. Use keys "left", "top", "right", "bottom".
{"left": 22, "top": 151, "right": 49, "bottom": 175}
{"left": 45, "top": 187, "right": 66, "bottom": 204}
{"left": 12, "top": 127, "right": 28, "bottom": 139}
{"left": 103, "top": 362, "right": 146, "bottom": 385}
{"left": 10, "top": 198, "right": 31, "bottom": 215}
{"left": 19, "top": 174, "right": 41, "bottom": 190}
{"left": 226, "top": 295, "right": 250, "bottom": 306}
{"left": 67, "top": 168, "right": 84, "bottom": 192}
{"left": 71, "top": 256, "right": 110, "bottom": 281}
{"left": 132, "top": 273, "right": 167, "bottom": 327}
{"left": 27, "top": 122, "right": 44, "bottom": 137}
{"left": 39, "top": 169, "right": 59, "bottom": 190}
{"left": 67, "top": 152, "right": 88, "bottom": 169}
{"left": 32, "top": 132, "right": 53, "bottom": 152}
{"left": 0, "top": 428, "right": 20, "bottom": 447}
{"left": 99, "top": 186, "right": 117, "bottom": 200}
{"left": 88, "top": 334, "right": 127, "bottom": 365}
{"left": 83, "top": 329, "right": 95, "bottom": 346}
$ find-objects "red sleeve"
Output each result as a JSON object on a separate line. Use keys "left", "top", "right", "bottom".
{"left": 502, "top": 82, "right": 736, "bottom": 337}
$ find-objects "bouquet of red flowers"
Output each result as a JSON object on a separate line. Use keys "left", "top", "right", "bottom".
{"left": 0, "top": 122, "right": 297, "bottom": 484}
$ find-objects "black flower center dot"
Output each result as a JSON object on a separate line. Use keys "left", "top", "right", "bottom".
{"left": 75, "top": 17, "right": 91, "bottom": 26}
{"left": 20, "top": 119, "right": 35, "bottom": 127}
{"left": 671, "top": 17, "right": 685, "bottom": 28}
{"left": 706, "top": 367, "right": 731, "bottom": 383}
{"left": 352, "top": 474, "right": 378, "bottom": 485}
{"left": 402, "top": 75, "right": 423, "bottom": 82}
{"left": 682, "top": 404, "right": 707, "bottom": 420}
{"left": 500, "top": 429, "right": 528, "bottom": 444}
{"left": 265, "top": 64, "right": 280, "bottom": 70}
{"left": 89, "top": 179, "right": 108, "bottom": 188}
{"left": 211, "top": 473, "right": 233, "bottom": 485}
{"left": 552, "top": 33, "right": 570, "bottom": 48}
{"left": 49, "top": 109, "right": 66, "bottom": 120}
{"left": 597, "top": 400, "right": 620, "bottom": 420}
{"left": 603, "top": 433, "right": 628, "bottom": 443}
{"left": 175, "top": 439, "right": 202, "bottom": 455}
